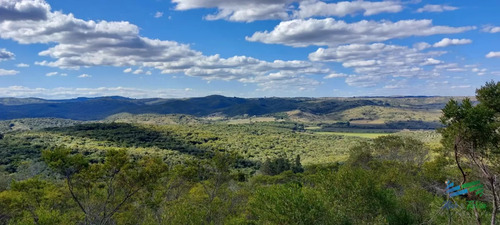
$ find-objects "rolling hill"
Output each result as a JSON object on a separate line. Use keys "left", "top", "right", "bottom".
{"left": 0, "top": 95, "right": 464, "bottom": 121}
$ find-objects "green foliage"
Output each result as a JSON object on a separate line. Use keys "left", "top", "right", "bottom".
{"left": 0, "top": 178, "right": 77, "bottom": 224}
{"left": 314, "top": 167, "right": 402, "bottom": 224}
{"left": 292, "top": 155, "right": 304, "bottom": 174}
{"left": 42, "top": 147, "right": 168, "bottom": 224}
{"left": 2, "top": 88, "right": 500, "bottom": 225}
{"left": 348, "top": 136, "right": 429, "bottom": 167}
{"left": 42, "top": 147, "right": 88, "bottom": 177}
{"left": 259, "top": 157, "right": 291, "bottom": 176}
{"left": 438, "top": 81, "right": 500, "bottom": 225}
{"left": 476, "top": 80, "right": 500, "bottom": 114}
{"left": 0, "top": 118, "right": 83, "bottom": 133}
{"left": 248, "top": 183, "right": 330, "bottom": 225}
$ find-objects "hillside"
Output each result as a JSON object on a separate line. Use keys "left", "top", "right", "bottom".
{"left": 0, "top": 95, "right": 464, "bottom": 121}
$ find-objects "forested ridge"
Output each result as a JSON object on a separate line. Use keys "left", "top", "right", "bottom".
{"left": 0, "top": 82, "right": 499, "bottom": 224}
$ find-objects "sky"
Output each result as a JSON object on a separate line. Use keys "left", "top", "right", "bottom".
{"left": 0, "top": 0, "right": 499, "bottom": 99}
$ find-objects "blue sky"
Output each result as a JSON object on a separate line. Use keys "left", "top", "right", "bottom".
{"left": 0, "top": 0, "right": 498, "bottom": 99}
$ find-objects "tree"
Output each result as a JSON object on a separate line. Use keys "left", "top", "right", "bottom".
{"left": 42, "top": 147, "right": 167, "bottom": 225}
{"left": 0, "top": 178, "right": 74, "bottom": 224}
{"left": 439, "top": 81, "right": 500, "bottom": 225}
{"left": 372, "top": 136, "right": 429, "bottom": 167}
{"left": 259, "top": 157, "right": 292, "bottom": 176}
{"left": 292, "top": 155, "right": 304, "bottom": 174}
{"left": 347, "top": 136, "right": 429, "bottom": 167}
{"left": 248, "top": 183, "right": 330, "bottom": 224}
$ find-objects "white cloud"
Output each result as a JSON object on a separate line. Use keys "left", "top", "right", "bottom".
{"left": 416, "top": 4, "right": 458, "bottom": 13}
{"left": 309, "top": 43, "right": 448, "bottom": 87}
{"left": 0, "top": 0, "right": 50, "bottom": 22}
{"left": 413, "top": 42, "right": 431, "bottom": 50}
{"left": 324, "top": 73, "right": 348, "bottom": 79}
{"left": 154, "top": 11, "right": 163, "bottom": 18}
{"left": 450, "top": 85, "right": 471, "bottom": 89}
{"left": 0, "top": 68, "right": 19, "bottom": 76}
{"left": 0, "top": 48, "right": 14, "bottom": 61}
{"left": 482, "top": 25, "right": 500, "bottom": 33}
{"left": 345, "top": 75, "right": 382, "bottom": 87}
{"left": 15, "top": 63, "right": 30, "bottom": 67}
{"left": 246, "top": 18, "right": 475, "bottom": 47}
{"left": 133, "top": 69, "right": 144, "bottom": 74}
{"left": 78, "top": 74, "right": 91, "bottom": 78}
{"left": 123, "top": 68, "right": 132, "bottom": 73}
{"left": 422, "top": 58, "right": 442, "bottom": 65}
{"left": 486, "top": 52, "right": 500, "bottom": 58}
{"left": 45, "top": 71, "right": 58, "bottom": 76}
{"left": 238, "top": 72, "right": 321, "bottom": 91}
{"left": 173, "top": 0, "right": 290, "bottom": 22}
{"left": 294, "top": 0, "right": 403, "bottom": 18}
{"left": 0, "top": 0, "right": 329, "bottom": 91}
{"left": 472, "top": 68, "right": 487, "bottom": 76}
{"left": 432, "top": 38, "right": 472, "bottom": 48}
{"left": 0, "top": 0, "right": 330, "bottom": 91}
{"left": 383, "top": 79, "right": 408, "bottom": 89}
{"left": 0, "top": 86, "right": 205, "bottom": 99}
{"left": 172, "top": 0, "right": 404, "bottom": 22}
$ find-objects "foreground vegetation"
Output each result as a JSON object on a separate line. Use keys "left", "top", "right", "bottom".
{"left": 0, "top": 82, "right": 498, "bottom": 224}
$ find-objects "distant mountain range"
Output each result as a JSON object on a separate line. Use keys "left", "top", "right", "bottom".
{"left": 0, "top": 95, "right": 466, "bottom": 121}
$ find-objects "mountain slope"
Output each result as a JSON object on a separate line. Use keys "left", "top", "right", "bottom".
{"left": 0, "top": 95, "right": 461, "bottom": 121}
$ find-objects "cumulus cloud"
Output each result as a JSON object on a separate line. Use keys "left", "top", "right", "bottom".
{"left": 78, "top": 74, "right": 91, "bottom": 78}
{"left": 294, "top": 0, "right": 403, "bottom": 18}
{"left": 133, "top": 69, "right": 144, "bottom": 74}
{"left": 123, "top": 68, "right": 132, "bottom": 73}
{"left": 309, "top": 43, "right": 448, "bottom": 87}
{"left": 345, "top": 75, "right": 383, "bottom": 87}
{"left": 0, "top": 0, "right": 50, "bottom": 22}
{"left": 324, "top": 73, "right": 349, "bottom": 79}
{"left": 0, "top": 48, "right": 15, "bottom": 61}
{"left": 413, "top": 42, "right": 431, "bottom": 50}
{"left": 0, "top": 68, "right": 19, "bottom": 76}
{"left": 472, "top": 68, "right": 487, "bottom": 76}
{"left": 246, "top": 18, "right": 474, "bottom": 47}
{"left": 45, "top": 71, "right": 58, "bottom": 76}
{"left": 416, "top": 4, "right": 458, "bottom": 13}
{"left": 432, "top": 38, "right": 472, "bottom": 48}
{"left": 0, "top": 86, "right": 205, "bottom": 99}
{"left": 0, "top": 0, "right": 330, "bottom": 91}
{"left": 238, "top": 72, "right": 321, "bottom": 91}
{"left": 172, "top": 0, "right": 290, "bottom": 22}
{"left": 16, "top": 63, "right": 30, "bottom": 67}
{"left": 482, "top": 26, "right": 500, "bottom": 33}
{"left": 486, "top": 52, "right": 500, "bottom": 58}
{"left": 154, "top": 11, "right": 163, "bottom": 18}
{"left": 172, "top": 0, "right": 404, "bottom": 22}
{"left": 383, "top": 79, "right": 408, "bottom": 89}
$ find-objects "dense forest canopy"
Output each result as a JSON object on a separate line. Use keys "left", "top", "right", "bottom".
{"left": 0, "top": 82, "right": 498, "bottom": 224}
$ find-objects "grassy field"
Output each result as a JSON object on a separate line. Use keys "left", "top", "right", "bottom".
{"left": 314, "top": 131, "right": 390, "bottom": 139}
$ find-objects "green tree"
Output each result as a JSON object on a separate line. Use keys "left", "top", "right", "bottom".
{"left": 42, "top": 147, "right": 167, "bottom": 225}
{"left": 259, "top": 157, "right": 292, "bottom": 176}
{"left": 0, "top": 178, "right": 75, "bottom": 224}
{"left": 439, "top": 81, "right": 500, "bottom": 225}
{"left": 248, "top": 183, "right": 330, "bottom": 224}
{"left": 292, "top": 155, "right": 304, "bottom": 174}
